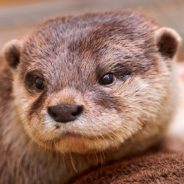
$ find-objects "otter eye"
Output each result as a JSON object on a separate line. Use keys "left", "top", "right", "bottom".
{"left": 35, "top": 77, "right": 44, "bottom": 91}
{"left": 100, "top": 73, "right": 116, "bottom": 86}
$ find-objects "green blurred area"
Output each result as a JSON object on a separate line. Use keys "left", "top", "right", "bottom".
{"left": 0, "top": 0, "right": 183, "bottom": 60}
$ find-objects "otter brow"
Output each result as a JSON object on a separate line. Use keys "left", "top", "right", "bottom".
{"left": 113, "top": 62, "right": 152, "bottom": 75}
{"left": 96, "top": 62, "right": 132, "bottom": 80}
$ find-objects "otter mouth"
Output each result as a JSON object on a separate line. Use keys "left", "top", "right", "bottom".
{"left": 53, "top": 130, "right": 124, "bottom": 144}
{"left": 61, "top": 132, "right": 97, "bottom": 140}
{"left": 39, "top": 132, "right": 97, "bottom": 145}
{"left": 40, "top": 131, "right": 113, "bottom": 146}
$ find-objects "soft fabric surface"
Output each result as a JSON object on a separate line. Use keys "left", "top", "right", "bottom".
{"left": 71, "top": 137, "right": 184, "bottom": 184}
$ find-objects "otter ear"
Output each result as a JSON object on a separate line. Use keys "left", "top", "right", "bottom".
{"left": 155, "top": 27, "right": 181, "bottom": 59}
{"left": 3, "top": 39, "right": 21, "bottom": 69}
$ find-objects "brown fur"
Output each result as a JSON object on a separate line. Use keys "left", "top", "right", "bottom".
{"left": 72, "top": 136, "right": 184, "bottom": 184}
{"left": 0, "top": 10, "right": 181, "bottom": 183}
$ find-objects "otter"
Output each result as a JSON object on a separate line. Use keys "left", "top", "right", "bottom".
{"left": 0, "top": 10, "right": 181, "bottom": 184}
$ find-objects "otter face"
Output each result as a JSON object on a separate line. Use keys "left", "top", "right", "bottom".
{"left": 3, "top": 12, "right": 181, "bottom": 154}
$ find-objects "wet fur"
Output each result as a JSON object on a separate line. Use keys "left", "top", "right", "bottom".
{"left": 0, "top": 10, "right": 181, "bottom": 183}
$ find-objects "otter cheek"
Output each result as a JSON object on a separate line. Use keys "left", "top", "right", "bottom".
{"left": 25, "top": 115, "right": 60, "bottom": 146}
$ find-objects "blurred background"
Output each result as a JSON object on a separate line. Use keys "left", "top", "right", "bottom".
{"left": 0, "top": 0, "right": 184, "bottom": 135}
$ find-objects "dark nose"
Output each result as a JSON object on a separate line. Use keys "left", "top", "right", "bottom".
{"left": 47, "top": 104, "right": 83, "bottom": 123}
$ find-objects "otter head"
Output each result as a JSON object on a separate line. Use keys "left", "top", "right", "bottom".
{"left": 3, "top": 11, "right": 181, "bottom": 154}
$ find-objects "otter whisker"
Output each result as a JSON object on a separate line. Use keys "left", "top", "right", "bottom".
{"left": 70, "top": 153, "right": 78, "bottom": 173}
{"left": 94, "top": 152, "right": 99, "bottom": 165}
{"left": 100, "top": 152, "right": 103, "bottom": 167}
{"left": 102, "top": 151, "right": 106, "bottom": 160}
{"left": 62, "top": 154, "right": 66, "bottom": 168}
{"left": 107, "top": 133, "right": 119, "bottom": 150}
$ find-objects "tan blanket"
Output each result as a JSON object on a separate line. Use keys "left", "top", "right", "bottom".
{"left": 72, "top": 136, "right": 184, "bottom": 184}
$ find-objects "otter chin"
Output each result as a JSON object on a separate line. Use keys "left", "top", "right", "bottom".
{"left": 0, "top": 10, "right": 181, "bottom": 184}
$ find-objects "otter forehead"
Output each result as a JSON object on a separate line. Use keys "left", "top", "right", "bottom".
{"left": 20, "top": 11, "right": 159, "bottom": 87}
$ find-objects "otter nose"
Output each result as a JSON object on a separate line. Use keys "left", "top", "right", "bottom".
{"left": 48, "top": 104, "right": 83, "bottom": 123}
